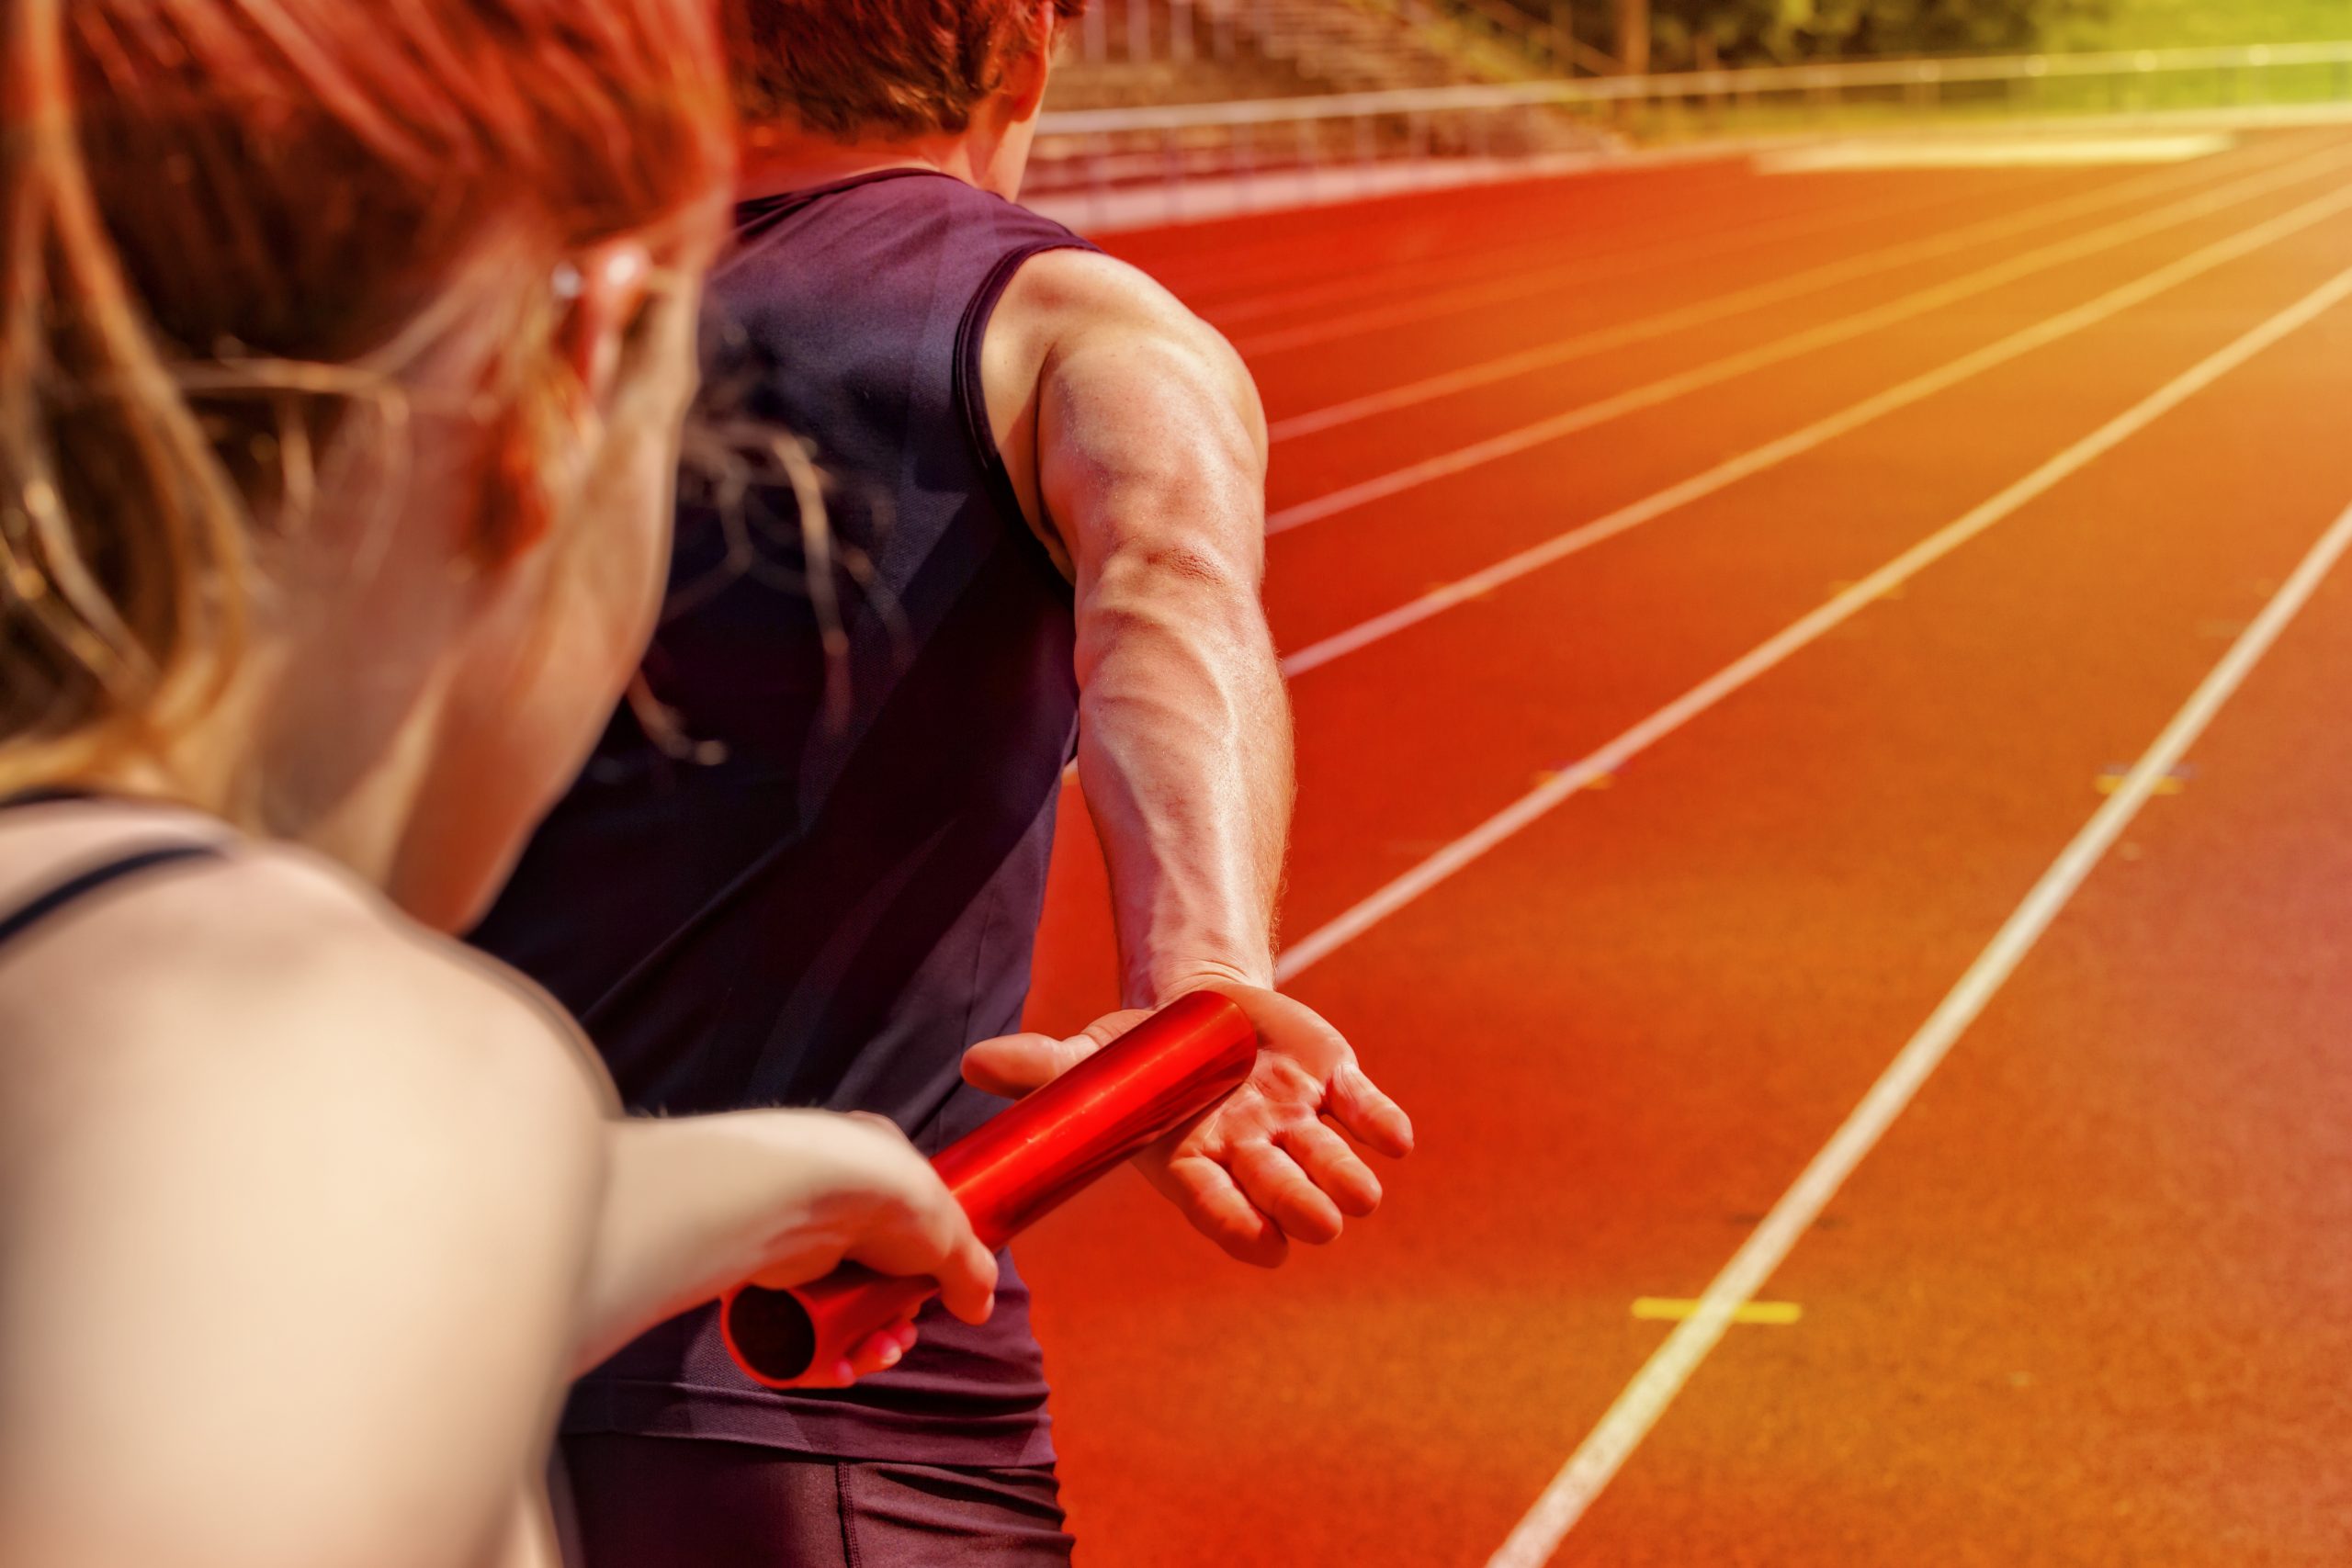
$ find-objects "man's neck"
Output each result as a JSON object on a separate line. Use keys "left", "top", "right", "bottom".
{"left": 738, "top": 122, "right": 989, "bottom": 203}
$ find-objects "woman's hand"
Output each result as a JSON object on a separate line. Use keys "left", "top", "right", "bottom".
{"left": 577, "top": 1109, "right": 997, "bottom": 1382}
{"left": 740, "top": 1111, "right": 1000, "bottom": 1385}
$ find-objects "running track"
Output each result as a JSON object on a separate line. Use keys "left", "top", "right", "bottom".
{"left": 1016, "top": 127, "right": 2352, "bottom": 1566}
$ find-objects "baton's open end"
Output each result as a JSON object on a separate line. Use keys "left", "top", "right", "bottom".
{"left": 719, "top": 1284, "right": 820, "bottom": 1388}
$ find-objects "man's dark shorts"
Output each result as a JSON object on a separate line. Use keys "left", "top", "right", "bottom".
{"left": 560, "top": 1434, "right": 1075, "bottom": 1566}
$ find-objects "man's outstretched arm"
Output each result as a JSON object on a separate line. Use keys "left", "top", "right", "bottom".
{"left": 964, "top": 250, "right": 1413, "bottom": 1267}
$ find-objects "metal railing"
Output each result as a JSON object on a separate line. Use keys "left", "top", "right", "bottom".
{"left": 1030, "top": 39, "right": 2352, "bottom": 218}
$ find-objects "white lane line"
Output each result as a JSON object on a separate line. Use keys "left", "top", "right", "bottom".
{"left": 1265, "top": 146, "right": 2345, "bottom": 536}
{"left": 1273, "top": 261, "right": 2352, "bottom": 986}
{"left": 1278, "top": 179, "right": 2352, "bottom": 679}
{"left": 1757, "top": 133, "right": 2233, "bottom": 173}
{"left": 1482, "top": 491, "right": 2352, "bottom": 1568}
{"left": 1760, "top": 132, "right": 2235, "bottom": 173}
{"left": 1267, "top": 140, "right": 2290, "bottom": 442}
{"left": 1216, "top": 174, "right": 1979, "bottom": 341}
{"left": 1220, "top": 143, "right": 2286, "bottom": 356}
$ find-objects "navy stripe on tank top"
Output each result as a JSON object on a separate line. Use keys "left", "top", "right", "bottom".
{"left": 471, "top": 170, "right": 1097, "bottom": 1466}
{"left": 0, "top": 793, "right": 223, "bottom": 952}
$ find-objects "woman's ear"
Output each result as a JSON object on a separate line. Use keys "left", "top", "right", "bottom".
{"left": 555, "top": 242, "right": 654, "bottom": 414}
{"left": 472, "top": 243, "right": 656, "bottom": 571}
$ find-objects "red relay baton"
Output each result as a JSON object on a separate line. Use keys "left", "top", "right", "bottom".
{"left": 720, "top": 989, "right": 1260, "bottom": 1387}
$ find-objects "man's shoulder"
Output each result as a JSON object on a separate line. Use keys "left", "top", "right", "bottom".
{"left": 997, "top": 245, "right": 1238, "bottom": 368}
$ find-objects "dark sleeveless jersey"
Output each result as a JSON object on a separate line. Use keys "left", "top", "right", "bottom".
{"left": 470, "top": 170, "right": 1096, "bottom": 1466}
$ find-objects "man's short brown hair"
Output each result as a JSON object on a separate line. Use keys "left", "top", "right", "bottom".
{"left": 729, "top": 0, "right": 1089, "bottom": 140}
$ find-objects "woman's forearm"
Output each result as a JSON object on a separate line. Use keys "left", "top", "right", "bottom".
{"left": 571, "top": 1112, "right": 854, "bottom": 1372}
{"left": 571, "top": 1108, "right": 995, "bottom": 1375}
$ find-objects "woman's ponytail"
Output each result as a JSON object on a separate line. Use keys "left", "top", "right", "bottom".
{"left": 0, "top": 0, "right": 251, "bottom": 784}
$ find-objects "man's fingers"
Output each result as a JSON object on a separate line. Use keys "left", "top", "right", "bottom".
{"left": 1329, "top": 1060, "right": 1415, "bottom": 1158}
{"left": 1078, "top": 1008, "right": 1156, "bottom": 1048}
{"left": 1279, "top": 1121, "right": 1383, "bottom": 1218}
{"left": 1230, "top": 1140, "right": 1345, "bottom": 1247}
{"left": 960, "top": 1032, "right": 1100, "bottom": 1099}
{"left": 959, "top": 1006, "right": 1151, "bottom": 1098}
{"left": 1152, "top": 1154, "right": 1288, "bottom": 1269}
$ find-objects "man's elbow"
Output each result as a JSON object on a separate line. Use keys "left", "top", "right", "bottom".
{"left": 1140, "top": 541, "right": 1248, "bottom": 593}
{"left": 1089, "top": 538, "right": 1265, "bottom": 626}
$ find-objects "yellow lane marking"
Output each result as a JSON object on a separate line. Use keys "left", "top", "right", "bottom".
{"left": 2098, "top": 765, "right": 2189, "bottom": 795}
{"left": 1631, "top": 1298, "right": 1803, "bottom": 1325}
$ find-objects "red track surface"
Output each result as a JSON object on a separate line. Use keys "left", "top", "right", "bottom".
{"left": 1016, "top": 129, "right": 2352, "bottom": 1566}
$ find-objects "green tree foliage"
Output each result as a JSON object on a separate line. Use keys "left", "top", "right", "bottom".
{"left": 1635, "top": 0, "right": 2111, "bottom": 67}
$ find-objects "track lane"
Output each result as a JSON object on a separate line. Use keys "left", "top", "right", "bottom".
{"left": 1259, "top": 159, "right": 2352, "bottom": 663}
{"left": 1230, "top": 136, "right": 2323, "bottom": 426}
{"left": 1224, "top": 164, "right": 2086, "bottom": 353}
{"left": 1559, "top": 488, "right": 2352, "bottom": 1568}
{"left": 1271, "top": 217, "right": 2352, "bottom": 979}
{"left": 1492, "top": 492, "right": 2352, "bottom": 1568}
{"left": 1090, "top": 157, "right": 1808, "bottom": 315}
{"left": 1098, "top": 157, "right": 2049, "bottom": 318}
{"left": 1023, "top": 147, "right": 2352, "bottom": 1568}
{"left": 1203, "top": 167, "right": 1996, "bottom": 334}
{"left": 1264, "top": 136, "right": 2327, "bottom": 443}
{"left": 1278, "top": 171, "right": 2352, "bottom": 676}
{"left": 1264, "top": 142, "right": 2345, "bottom": 536}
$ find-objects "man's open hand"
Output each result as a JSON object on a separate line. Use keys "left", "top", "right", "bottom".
{"left": 962, "top": 986, "right": 1413, "bottom": 1267}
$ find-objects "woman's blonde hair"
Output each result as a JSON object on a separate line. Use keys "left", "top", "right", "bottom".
{"left": 0, "top": 0, "right": 735, "bottom": 789}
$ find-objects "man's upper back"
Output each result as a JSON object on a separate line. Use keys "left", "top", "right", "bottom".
{"left": 480, "top": 167, "right": 1091, "bottom": 1129}
{"left": 469, "top": 168, "right": 1097, "bottom": 1464}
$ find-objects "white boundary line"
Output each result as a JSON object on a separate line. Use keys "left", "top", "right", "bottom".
{"left": 1755, "top": 131, "right": 2231, "bottom": 172}
{"left": 1265, "top": 137, "right": 2275, "bottom": 440}
{"left": 1264, "top": 145, "right": 2345, "bottom": 534}
{"left": 1273, "top": 262, "right": 2352, "bottom": 985}
{"left": 1232, "top": 171, "right": 2015, "bottom": 355}
{"left": 1199, "top": 165, "right": 1922, "bottom": 333}
{"left": 1278, "top": 178, "right": 2352, "bottom": 678}
{"left": 1482, "top": 491, "right": 2352, "bottom": 1568}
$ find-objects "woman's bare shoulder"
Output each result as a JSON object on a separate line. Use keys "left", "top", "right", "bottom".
{"left": 0, "top": 826, "right": 606, "bottom": 1114}
{"left": 0, "top": 829, "right": 611, "bottom": 1567}
{"left": 0, "top": 827, "right": 616, "bottom": 1302}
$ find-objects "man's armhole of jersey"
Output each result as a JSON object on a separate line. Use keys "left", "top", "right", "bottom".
{"left": 953, "top": 237, "right": 1100, "bottom": 587}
